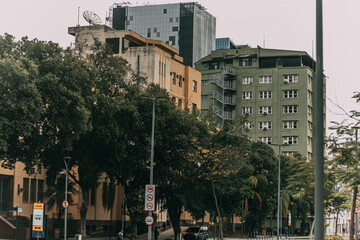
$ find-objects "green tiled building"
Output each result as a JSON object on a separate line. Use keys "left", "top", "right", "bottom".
{"left": 195, "top": 45, "right": 324, "bottom": 159}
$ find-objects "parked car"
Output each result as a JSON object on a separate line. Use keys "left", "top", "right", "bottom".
{"left": 183, "top": 226, "right": 208, "bottom": 240}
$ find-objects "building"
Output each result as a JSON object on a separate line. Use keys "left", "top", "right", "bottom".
{"left": 216, "top": 38, "right": 237, "bottom": 50}
{"left": 111, "top": 2, "right": 216, "bottom": 67}
{"left": 195, "top": 45, "right": 324, "bottom": 158}
{"left": 68, "top": 25, "right": 201, "bottom": 110}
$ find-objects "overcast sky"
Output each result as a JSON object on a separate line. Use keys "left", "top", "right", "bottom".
{"left": 1, "top": 0, "right": 359, "bottom": 130}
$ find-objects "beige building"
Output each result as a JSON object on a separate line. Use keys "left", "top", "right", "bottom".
{"left": 68, "top": 25, "right": 201, "bottom": 110}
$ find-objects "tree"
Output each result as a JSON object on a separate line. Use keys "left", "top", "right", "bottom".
{"left": 0, "top": 35, "right": 144, "bottom": 239}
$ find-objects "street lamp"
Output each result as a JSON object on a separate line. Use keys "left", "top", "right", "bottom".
{"left": 142, "top": 96, "right": 167, "bottom": 240}
{"left": 353, "top": 126, "right": 359, "bottom": 240}
{"left": 270, "top": 143, "right": 288, "bottom": 240}
{"left": 60, "top": 157, "right": 71, "bottom": 240}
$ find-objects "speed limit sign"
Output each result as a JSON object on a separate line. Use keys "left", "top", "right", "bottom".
{"left": 62, "top": 200, "right": 69, "bottom": 209}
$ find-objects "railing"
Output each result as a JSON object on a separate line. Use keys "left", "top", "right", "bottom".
{"left": 224, "top": 95, "right": 236, "bottom": 105}
{"left": 223, "top": 66, "right": 235, "bottom": 75}
{"left": 211, "top": 90, "right": 224, "bottom": 103}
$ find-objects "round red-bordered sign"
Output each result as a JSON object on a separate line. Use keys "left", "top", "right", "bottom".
{"left": 145, "top": 215, "right": 154, "bottom": 226}
{"left": 62, "top": 200, "right": 69, "bottom": 209}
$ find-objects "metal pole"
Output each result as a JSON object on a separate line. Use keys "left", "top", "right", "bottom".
{"left": 356, "top": 213, "right": 358, "bottom": 240}
{"left": 148, "top": 98, "right": 156, "bottom": 240}
{"left": 15, "top": 207, "right": 18, "bottom": 240}
{"left": 277, "top": 145, "right": 281, "bottom": 240}
{"left": 314, "top": 0, "right": 324, "bottom": 239}
{"left": 64, "top": 157, "right": 71, "bottom": 240}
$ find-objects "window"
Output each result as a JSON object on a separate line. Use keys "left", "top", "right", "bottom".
{"left": 192, "top": 80, "right": 197, "bottom": 92}
{"left": 307, "top": 152, "right": 313, "bottom": 159}
{"left": 283, "top": 121, "right": 298, "bottom": 129}
{"left": 308, "top": 90, "right": 313, "bottom": 104}
{"left": 209, "top": 62, "right": 219, "bottom": 70}
{"left": 308, "top": 121, "right": 313, "bottom": 131}
{"left": 192, "top": 103, "right": 197, "bottom": 111}
{"left": 283, "top": 136, "right": 298, "bottom": 145}
{"left": 258, "top": 137, "right": 272, "bottom": 145}
{"left": 102, "top": 182, "right": 107, "bottom": 205}
{"left": 23, "top": 178, "right": 29, "bottom": 202}
{"left": 242, "top": 77, "right": 253, "bottom": 85}
{"left": 258, "top": 121, "right": 272, "bottom": 130}
{"left": 308, "top": 106, "right": 313, "bottom": 116}
{"left": 244, "top": 121, "right": 253, "bottom": 130}
{"left": 90, "top": 186, "right": 96, "bottom": 206}
{"left": 283, "top": 90, "right": 298, "bottom": 98}
{"left": 178, "top": 99, "right": 182, "bottom": 109}
{"left": 283, "top": 75, "right": 298, "bottom": 83}
{"left": 105, "top": 38, "right": 120, "bottom": 54}
{"left": 172, "top": 97, "right": 176, "bottom": 104}
{"left": 308, "top": 75, "right": 313, "bottom": 85}
{"left": 169, "top": 17, "right": 173, "bottom": 22}
{"left": 259, "top": 76, "right": 272, "bottom": 84}
{"left": 163, "top": 9, "right": 167, "bottom": 14}
{"left": 30, "top": 179, "right": 36, "bottom": 202}
{"left": 308, "top": 136, "right": 313, "bottom": 146}
{"left": 259, "top": 106, "right": 272, "bottom": 114}
{"left": 283, "top": 105, "right": 298, "bottom": 114}
{"left": 283, "top": 152, "right": 297, "bottom": 157}
{"left": 259, "top": 91, "right": 272, "bottom": 99}
{"left": 172, "top": 72, "right": 176, "bottom": 84}
{"left": 240, "top": 58, "right": 252, "bottom": 66}
{"left": 178, "top": 75, "right": 182, "bottom": 87}
{"left": 242, "top": 107, "right": 253, "bottom": 115}
{"left": 172, "top": 26, "right": 179, "bottom": 31}
{"left": 202, "top": 80, "right": 208, "bottom": 86}
{"left": 201, "top": 95, "right": 207, "bottom": 101}
{"left": 37, "top": 180, "right": 44, "bottom": 202}
{"left": 242, "top": 92, "right": 253, "bottom": 99}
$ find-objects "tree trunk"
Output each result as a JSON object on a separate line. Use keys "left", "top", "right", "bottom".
{"left": 80, "top": 190, "right": 89, "bottom": 240}
{"left": 335, "top": 210, "right": 339, "bottom": 236}
{"left": 211, "top": 181, "right": 223, "bottom": 240}
{"left": 350, "top": 186, "right": 358, "bottom": 240}
{"left": 168, "top": 202, "right": 182, "bottom": 240}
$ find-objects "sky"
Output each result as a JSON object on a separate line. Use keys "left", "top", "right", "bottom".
{"left": 1, "top": 0, "right": 359, "bottom": 131}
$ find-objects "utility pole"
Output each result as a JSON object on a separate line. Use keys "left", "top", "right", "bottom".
{"left": 63, "top": 157, "right": 71, "bottom": 240}
{"left": 270, "top": 143, "right": 288, "bottom": 240}
{"left": 314, "top": 0, "right": 324, "bottom": 239}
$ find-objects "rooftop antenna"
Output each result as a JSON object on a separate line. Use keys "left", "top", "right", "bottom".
{"left": 83, "top": 10, "right": 102, "bottom": 25}
{"left": 263, "top": 35, "right": 265, "bottom": 48}
{"left": 77, "top": 7, "right": 80, "bottom": 26}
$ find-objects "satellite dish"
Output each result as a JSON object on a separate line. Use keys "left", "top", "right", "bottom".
{"left": 83, "top": 11, "right": 102, "bottom": 25}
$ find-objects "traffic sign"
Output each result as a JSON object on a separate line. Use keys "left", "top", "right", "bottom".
{"left": 145, "top": 184, "right": 155, "bottom": 211}
{"left": 62, "top": 200, "right": 69, "bottom": 209}
{"left": 145, "top": 215, "right": 154, "bottom": 226}
{"left": 32, "top": 203, "right": 45, "bottom": 232}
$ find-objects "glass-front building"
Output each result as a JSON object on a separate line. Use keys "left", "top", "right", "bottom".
{"left": 216, "top": 38, "right": 237, "bottom": 50}
{"left": 112, "top": 2, "right": 216, "bottom": 67}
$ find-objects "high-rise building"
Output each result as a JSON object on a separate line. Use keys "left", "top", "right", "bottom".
{"left": 195, "top": 45, "right": 325, "bottom": 158}
{"left": 111, "top": 2, "right": 216, "bottom": 67}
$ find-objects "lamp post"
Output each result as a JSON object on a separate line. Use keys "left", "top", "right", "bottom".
{"left": 142, "top": 96, "right": 167, "bottom": 240}
{"left": 353, "top": 126, "right": 359, "bottom": 240}
{"left": 61, "top": 157, "right": 71, "bottom": 240}
{"left": 270, "top": 143, "right": 288, "bottom": 240}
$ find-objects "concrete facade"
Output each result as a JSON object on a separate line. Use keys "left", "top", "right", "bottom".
{"left": 195, "top": 45, "right": 325, "bottom": 158}
{"left": 68, "top": 25, "right": 201, "bottom": 110}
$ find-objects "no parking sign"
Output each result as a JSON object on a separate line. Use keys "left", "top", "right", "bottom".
{"left": 144, "top": 184, "right": 155, "bottom": 211}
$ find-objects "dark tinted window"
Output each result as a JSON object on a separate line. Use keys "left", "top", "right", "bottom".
{"left": 260, "top": 58, "right": 276, "bottom": 68}
{"left": 106, "top": 38, "right": 120, "bottom": 54}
